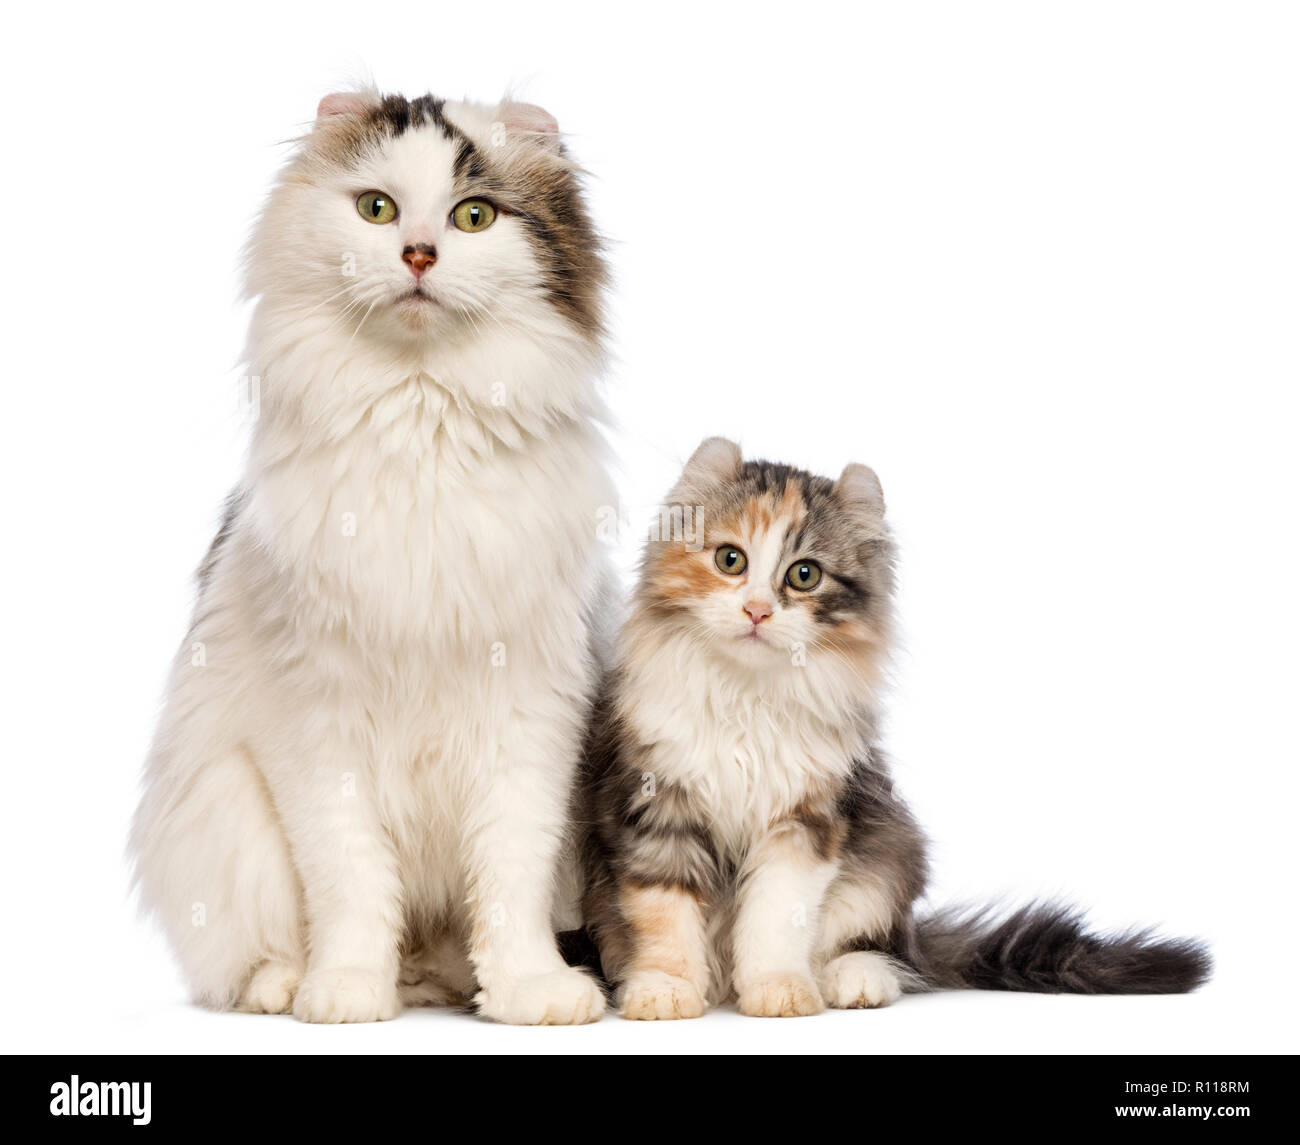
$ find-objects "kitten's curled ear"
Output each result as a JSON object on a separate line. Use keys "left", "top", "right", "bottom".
{"left": 835, "top": 463, "right": 886, "bottom": 518}
{"left": 500, "top": 101, "right": 561, "bottom": 153}
{"left": 316, "top": 92, "right": 377, "bottom": 122}
{"left": 670, "top": 436, "right": 743, "bottom": 501}
{"left": 684, "top": 436, "right": 744, "bottom": 485}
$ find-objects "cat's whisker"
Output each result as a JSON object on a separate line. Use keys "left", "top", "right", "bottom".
{"left": 296, "top": 281, "right": 365, "bottom": 319}
{"left": 452, "top": 289, "right": 514, "bottom": 340}
{"left": 809, "top": 637, "right": 883, "bottom": 697}
{"left": 317, "top": 295, "right": 373, "bottom": 344}
{"left": 346, "top": 295, "right": 383, "bottom": 347}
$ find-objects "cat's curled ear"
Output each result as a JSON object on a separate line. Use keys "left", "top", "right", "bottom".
{"left": 668, "top": 436, "right": 743, "bottom": 502}
{"left": 499, "top": 101, "right": 561, "bottom": 153}
{"left": 835, "top": 463, "right": 886, "bottom": 518}
{"left": 684, "top": 436, "right": 743, "bottom": 485}
{"left": 315, "top": 92, "right": 377, "bottom": 122}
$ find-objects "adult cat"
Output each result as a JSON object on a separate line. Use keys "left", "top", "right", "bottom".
{"left": 131, "top": 92, "right": 611, "bottom": 1024}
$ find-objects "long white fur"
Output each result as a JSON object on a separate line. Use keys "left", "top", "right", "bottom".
{"left": 130, "top": 96, "right": 611, "bottom": 1024}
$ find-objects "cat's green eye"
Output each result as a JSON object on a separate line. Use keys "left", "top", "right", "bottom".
{"left": 356, "top": 191, "right": 397, "bottom": 224}
{"left": 715, "top": 546, "right": 748, "bottom": 576}
{"left": 452, "top": 199, "right": 497, "bottom": 232}
{"left": 785, "top": 560, "right": 822, "bottom": 591}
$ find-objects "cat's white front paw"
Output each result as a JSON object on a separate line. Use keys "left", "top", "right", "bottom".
{"left": 476, "top": 968, "right": 605, "bottom": 1025}
{"left": 619, "top": 970, "right": 707, "bottom": 1020}
{"left": 238, "top": 959, "right": 303, "bottom": 1014}
{"left": 736, "top": 971, "right": 825, "bottom": 1017}
{"left": 292, "top": 967, "right": 400, "bottom": 1024}
{"left": 818, "top": 951, "right": 903, "bottom": 1009}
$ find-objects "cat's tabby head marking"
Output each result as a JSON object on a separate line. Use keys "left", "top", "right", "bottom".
{"left": 639, "top": 437, "right": 896, "bottom": 673}
{"left": 247, "top": 90, "right": 606, "bottom": 347}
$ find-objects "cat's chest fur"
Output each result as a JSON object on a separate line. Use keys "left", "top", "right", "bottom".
{"left": 627, "top": 647, "right": 862, "bottom": 854}
{"left": 248, "top": 370, "right": 609, "bottom": 647}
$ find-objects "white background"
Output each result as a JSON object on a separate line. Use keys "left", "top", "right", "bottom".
{"left": 4, "top": 0, "right": 1297, "bottom": 1054}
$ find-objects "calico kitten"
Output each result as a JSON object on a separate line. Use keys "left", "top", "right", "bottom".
{"left": 131, "top": 92, "right": 613, "bottom": 1024}
{"left": 580, "top": 438, "right": 1209, "bottom": 1018}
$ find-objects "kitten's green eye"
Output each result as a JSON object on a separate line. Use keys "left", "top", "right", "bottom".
{"left": 786, "top": 560, "right": 822, "bottom": 591}
{"left": 452, "top": 199, "right": 497, "bottom": 232}
{"left": 356, "top": 191, "right": 397, "bottom": 224}
{"left": 715, "top": 546, "right": 748, "bottom": 575}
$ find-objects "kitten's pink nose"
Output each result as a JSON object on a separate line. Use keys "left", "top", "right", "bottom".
{"left": 402, "top": 244, "right": 437, "bottom": 277}
{"left": 744, "top": 599, "right": 774, "bottom": 625}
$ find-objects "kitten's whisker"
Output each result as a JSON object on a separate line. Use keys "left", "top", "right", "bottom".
{"left": 810, "top": 635, "right": 882, "bottom": 695}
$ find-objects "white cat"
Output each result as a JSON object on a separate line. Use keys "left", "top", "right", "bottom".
{"left": 130, "top": 91, "right": 613, "bottom": 1024}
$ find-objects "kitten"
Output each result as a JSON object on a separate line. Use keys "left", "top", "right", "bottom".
{"left": 579, "top": 438, "right": 1209, "bottom": 1018}
{"left": 131, "top": 92, "right": 613, "bottom": 1024}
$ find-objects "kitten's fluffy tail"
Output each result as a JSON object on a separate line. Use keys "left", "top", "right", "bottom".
{"left": 903, "top": 902, "right": 1211, "bottom": 994}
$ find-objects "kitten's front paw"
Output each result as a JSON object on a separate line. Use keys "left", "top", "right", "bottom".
{"left": 292, "top": 967, "right": 400, "bottom": 1024}
{"left": 619, "top": 970, "right": 707, "bottom": 1021}
{"left": 819, "top": 951, "right": 903, "bottom": 1009}
{"left": 736, "top": 972, "right": 825, "bottom": 1018}
{"left": 238, "top": 959, "right": 303, "bottom": 1014}
{"left": 476, "top": 968, "right": 605, "bottom": 1025}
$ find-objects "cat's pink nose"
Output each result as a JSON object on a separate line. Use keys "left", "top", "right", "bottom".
{"left": 402, "top": 244, "right": 437, "bottom": 277}
{"left": 744, "top": 599, "right": 773, "bottom": 625}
